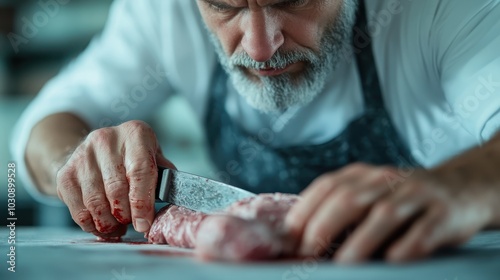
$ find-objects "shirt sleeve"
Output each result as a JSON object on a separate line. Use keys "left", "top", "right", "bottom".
{"left": 10, "top": 0, "right": 172, "bottom": 206}
{"left": 438, "top": 0, "right": 500, "bottom": 143}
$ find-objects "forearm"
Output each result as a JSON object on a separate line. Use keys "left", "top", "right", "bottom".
{"left": 431, "top": 132, "right": 500, "bottom": 228}
{"left": 25, "top": 113, "right": 90, "bottom": 197}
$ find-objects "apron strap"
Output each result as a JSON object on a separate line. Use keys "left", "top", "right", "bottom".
{"left": 354, "top": 1, "right": 385, "bottom": 111}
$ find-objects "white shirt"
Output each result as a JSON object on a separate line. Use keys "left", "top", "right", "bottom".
{"left": 12, "top": 0, "right": 500, "bottom": 204}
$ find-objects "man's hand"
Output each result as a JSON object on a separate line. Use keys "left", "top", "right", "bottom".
{"left": 56, "top": 120, "right": 175, "bottom": 239}
{"left": 285, "top": 163, "right": 496, "bottom": 263}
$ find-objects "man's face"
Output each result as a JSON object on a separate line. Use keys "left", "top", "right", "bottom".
{"left": 197, "top": 0, "right": 357, "bottom": 113}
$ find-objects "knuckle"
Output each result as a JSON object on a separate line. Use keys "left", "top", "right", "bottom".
{"left": 123, "top": 121, "right": 158, "bottom": 146}
{"left": 379, "top": 165, "right": 397, "bottom": 174}
{"left": 55, "top": 167, "right": 71, "bottom": 187}
{"left": 72, "top": 209, "right": 93, "bottom": 230}
{"left": 336, "top": 188, "right": 358, "bottom": 205}
{"left": 123, "top": 120, "right": 153, "bottom": 135}
{"left": 127, "top": 160, "right": 154, "bottom": 181}
{"left": 86, "top": 130, "right": 115, "bottom": 153}
{"left": 345, "top": 163, "right": 369, "bottom": 173}
{"left": 56, "top": 169, "right": 78, "bottom": 192}
{"left": 129, "top": 199, "right": 151, "bottom": 214}
{"left": 64, "top": 144, "right": 91, "bottom": 169}
{"left": 377, "top": 166, "right": 398, "bottom": 180}
{"left": 373, "top": 201, "right": 398, "bottom": 219}
{"left": 396, "top": 181, "right": 422, "bottom": 197}
{"left": 84, "top": 194, "right": 110, "bottom": 215}
{"left": 129, "top": 199, "right": 146, "bottom": 209}
{"left": 88, "top": 128, "right": 114, "bottom": 143}
{"left": 402, "top": 182, "right": 423, "bottom": 195}
{"left": 311, "top": 173, "right": 336, "bottom": 189}
{"left": 124, "top": 120, "right": 147, "bottom": 128}
{"left": 104, "top": 178, "right": 129, "bottom": 198}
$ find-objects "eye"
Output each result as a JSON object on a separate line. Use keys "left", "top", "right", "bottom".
{"left": 204, "top": 0, "right": 234, "bottom": 13}
{"left": 288, "top": 0, "right": 308, "bottom": 7}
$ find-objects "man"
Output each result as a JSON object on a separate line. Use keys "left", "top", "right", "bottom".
{"left": 12, "top": 0, "right": 500, "bottom": 263}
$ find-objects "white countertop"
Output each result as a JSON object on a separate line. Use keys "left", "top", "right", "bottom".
{"left": 1, "top": 227, "right": 499, "bottom": 280}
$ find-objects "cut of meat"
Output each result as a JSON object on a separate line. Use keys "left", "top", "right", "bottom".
{"left": 196, "top": 193, "right": 299, "bottom": 261}
{"left": 147, "top": 193, "right": 300, "bottom": 261}
{"left": 195, "top": 215, "right": 282, "bottom": 261}
{"left": 146, "top": 205, "right": 208, "bottom": 248}
{"left": 224, "top": 193, "right": 299, "bottom": 229}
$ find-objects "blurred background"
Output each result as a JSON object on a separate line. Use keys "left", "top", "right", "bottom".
{"left": 1, "top": 0, "right": 214, "bottom": 228}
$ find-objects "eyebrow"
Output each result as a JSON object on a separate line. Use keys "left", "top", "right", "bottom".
{"left": 199, "top": 0, "right": 234, "bottom": 6}
{"left": 199, "top": 0, "right": 301, "bottom": 7}
{"left": 273, "top": 0, "right": 299, "bottom": 4}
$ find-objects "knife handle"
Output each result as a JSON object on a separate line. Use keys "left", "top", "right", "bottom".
{"left": 155, "top": 166, "right": 174, "bottom": 202}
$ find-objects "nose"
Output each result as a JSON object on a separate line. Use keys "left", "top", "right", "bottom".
{"left": 241, "top": 11, "right": 285, "bottom": 62}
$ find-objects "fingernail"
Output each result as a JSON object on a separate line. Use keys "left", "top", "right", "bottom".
{"left": 336, "top": 248, "right": 358, "bottom": 263}
{"left": 283, "top": 216, "right": 296, "bottom": 235}
{"left": 388, "top": 247, "right": 406, "bottom": 261}
{"left": 134, "top": 218, "right": 151, "bottom": 233}
{"left": 299, "top": 242, "right": 314, "bottom": 257}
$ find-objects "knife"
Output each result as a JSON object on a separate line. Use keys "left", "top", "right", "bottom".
{"left": 155, "top": 166, "right": 256, "bottom": 213}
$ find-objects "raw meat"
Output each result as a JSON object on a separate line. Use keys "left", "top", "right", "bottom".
{"left": 224, "top": 193, "right": 299, "bottom": 229}
{"left": 147, "top": 193, "right": 299, "bottom": 261}
{"left": 195, "top": 216, "right": 282, "bottom": 261}
{"left": 147, "top": 205, "right": 207, "bottom": 247}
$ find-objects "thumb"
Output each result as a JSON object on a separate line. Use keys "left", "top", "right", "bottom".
{"left": 156, "top": 149, "right": 176, "bottom": 170}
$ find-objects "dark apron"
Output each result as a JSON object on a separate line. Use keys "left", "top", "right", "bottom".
{"left": 204, "top": 2, "right": 419, "bottom": 194}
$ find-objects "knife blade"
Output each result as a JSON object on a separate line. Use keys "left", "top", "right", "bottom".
{"left": 155, "top": 166, "right": 256, "bottom": 213}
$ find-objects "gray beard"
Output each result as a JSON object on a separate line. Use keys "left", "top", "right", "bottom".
{"left": 209, "top": 0, "right": 358, "bottom": 113}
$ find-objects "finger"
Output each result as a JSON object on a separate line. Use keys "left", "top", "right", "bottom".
{"left": 335, "top": 185, "right": 428, "bottom": 263}
{"left": 79, "top": 150, "right": 121, "bottom": 234}
{"left": 156, "top": 147, "right": 176, "bottom": 170}
{"left": 94, "top": 225, "right": 128, "bottom": 241}
{"left": 297, "top": 186, "right": 360, "bottom": 257}
{"left": 123, "top": 123, "right": 159, "bottom": 233}
{"left": 285, "top": 163, "right": 371, "bottom": 241}
{"left": 386, "top": 204, "right": 447, "bottom": 262}
{"left": 99, "top": 153, "right": 132, "bottom": 225}
{"left": 56, "top": 159, "right": 97, "bottom": 234}
{"left": 343, "top": 166, "right": 398, "bottom": 207}
{"left": 298, "top": 167, "right": 397, "bottom": 257}
{"left": 298, "top": 180, "right": 392, "bottom": 257}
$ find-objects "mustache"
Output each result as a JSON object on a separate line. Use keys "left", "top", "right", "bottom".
{"left": 229, "top": 49, "right": 320, "bottom": 70}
